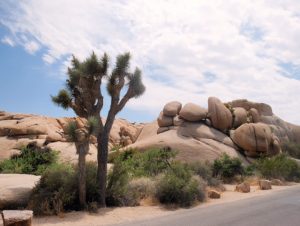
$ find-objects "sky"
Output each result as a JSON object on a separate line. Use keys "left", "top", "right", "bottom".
{"left": 1, "top": 0, "right": 300, "bottom": 124}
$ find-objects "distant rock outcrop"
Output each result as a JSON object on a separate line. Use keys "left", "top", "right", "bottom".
{"left": 0, "top": 111, "right": 143, "bottom": 163}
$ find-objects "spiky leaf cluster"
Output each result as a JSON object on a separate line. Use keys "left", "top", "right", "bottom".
{"left": 87, "top": 116, "right": 99, "bottom": 135}
{"left": 66, "top": 121, "right": 78, "bottom": 142}
{"left": 52, "top": 51, "right": 145, "bottom": 122}
{"left": 52, "top": 52, "right": 109, "bottom": 118}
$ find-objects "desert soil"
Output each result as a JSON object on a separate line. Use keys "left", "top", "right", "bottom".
{"left": 33, "top": 184, "right": 297, "bottom": 226}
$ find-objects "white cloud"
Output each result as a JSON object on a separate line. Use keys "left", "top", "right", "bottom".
{"left": 1, "top": 36, "right": 15, "bottom": 46}
{"left": 24, "top": 40, "right": 39, "bottom": 54}
{"left": 1, "top": 0, "right": 300, "bottom": 124}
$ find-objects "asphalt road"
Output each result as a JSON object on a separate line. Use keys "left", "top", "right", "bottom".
{"left": 114, "top": 185, "right": 300, "bottom": 226}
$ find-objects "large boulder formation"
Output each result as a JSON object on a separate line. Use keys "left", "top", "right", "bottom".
{"left": 179, "top": 103, "right": 207, "bottom": 122}
{"left": 130, "top": 122, "right": 243, "bottom": 163}
{"left": 208, "top": 97, "right": 233, "bottom": 131}
{"left": 131, "top": 97, "right": 300, "bottom": 160}
{"left": 0, "top": 174, "right": 40, "bottom": 209}
{"left": 163, "top": 101, "right": 182, "bottom": 117}
{"left": 230, "top": 123, "right": 281, "bottom": 157}
{"left": 0, "top": 112, "right": 143, "bottom": 162}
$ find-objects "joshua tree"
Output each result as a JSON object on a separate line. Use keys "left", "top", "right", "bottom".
{"left": 64, "top": 118, "right": 98, "bottom": 208}
{"left": 52, "top": 52, "right": 145, "bottom": 207}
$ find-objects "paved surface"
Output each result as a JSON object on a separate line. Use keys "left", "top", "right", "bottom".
{"left": 114, "top": 185, "right": 300, "bottom": 226}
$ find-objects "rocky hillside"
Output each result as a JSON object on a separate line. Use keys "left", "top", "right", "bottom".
{"left": 1, "top": 97, "right": 300, "bottom": 164}
{"left": 0, "top": 111, "right": 143, "bottom": 162}
{"left": 127, "top": 97, "right": 300, "bottom": 163}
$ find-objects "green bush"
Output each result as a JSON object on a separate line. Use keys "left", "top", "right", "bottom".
{"left": 112, "top": 148, "right": 176, "bottom": 177}
{"left": 28, "top": 164, "right": 77, "bottom": 215}
{"left": 156, "top": 163, "right": 206, "bottom": 207}
{"left": 0, "top": 144, "right": 58, "bottom": 175}
{"left": 128, "top": 177, "right": 156, "bottom": 200}
{"left": 28, "top": 162, "right": 100, "bottom": 215}
{"left": 282, "top": 142, "right": 300, "bottom": 159}
{"left": 189, "top": 161, "right": 222, "bottom": 187}
{"left": 212, "top": 154, "right": 244, "bottom": 182}
{"left": 255, "top": 154, "right": 300, "bottom": 181}
{"left": 106, "top": 160, "right": 131, "bottom": 206}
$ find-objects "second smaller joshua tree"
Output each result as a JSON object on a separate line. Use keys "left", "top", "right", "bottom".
{"left": 65, "top": 117, "right": 98, "bottom": 208}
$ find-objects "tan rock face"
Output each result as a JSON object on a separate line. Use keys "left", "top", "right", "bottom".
{"left": 127, "top": 121, "right": 243, "bottom": 163}
{"left": 179, "top": 103, "right": 207, "bottom": 122}
{"left": 208, "top": 97, "right": 233, "bottom": 131}
{"left": 271, "top": 179, "right": 284, "bottom": 186}
{"left": 228, "top": 99, "right": 273, "bottom": 116}
{"left": 235, "top": 182, "right": 250, "bottom": 193}
{"left": 233, "top": 107, "right": 248, "bottom": 128}
{"left": 2, "top": 210, "right": 33, "bottom": 226}
{"left": 249, "top": 108, "right": 260, "bottom": 123}
{"left": 0, "top": 174, "right": 40, "bottom": 209}
{"left": 157, "top": 111, "right": 173, "bottom": 127}
{"left": 163, "top": 101, "right": 182, "bottom": 117}
{"left": 230, "top": 123, "right": 278, "bottom": 157}
{"left": 259, "top": 180, "right": 272, "bottom": 190}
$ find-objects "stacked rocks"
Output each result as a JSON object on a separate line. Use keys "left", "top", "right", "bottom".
{"left": 157, "top": 97, "right": 285, "bottom": 158}
{"left": 157, "top": 101, "right": 182, "bottom": 134}
{"left": 157, "top": 101, "right": 210, "bottom": 134}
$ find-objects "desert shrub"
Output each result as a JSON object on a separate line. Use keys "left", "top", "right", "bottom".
{"left": 156, "top": 163, "right": 206, "bottom": 207}
{"left": 0, "top": 145, "right": 58, "bottom": 175}
{"left": 244, "top": 164, "right": 256, "bottom": 176}
{"left": 76, "top": 161, "right": 100, "bottom": 202}
{"left": 282, "top": 142, "right": 300, "bottom": 159}
{"left": 112, "top": 148, "right": 175, "bottom": 177}
{"left": 28, "top": 163, "right": 77, "bottom": 215}
{"left": 212, "top": 154, "right": 244, "bottom": 182}
{"left": 255, "top": 154, "right": 300, "bottom": 181}
{"left": 106, "top": 148, "right": 176, "bottom": 206}
{"left": 106, "top": 160, "right": 130, "bottom": 206}
{"left": 128, "top": 177, "right": 156, "bottom": 200}
{"left": 28, "top": 162, "right": 100, "bottom": 215}
{"left": 189, "top": 161, "right": 222, "bottom": 187}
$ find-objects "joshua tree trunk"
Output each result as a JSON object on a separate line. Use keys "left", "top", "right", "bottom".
{"left": 77, "top": 142, "right": 89, "bottom": 209}
{"left": 97, "top": 114, "right": 116, "bottom": 207}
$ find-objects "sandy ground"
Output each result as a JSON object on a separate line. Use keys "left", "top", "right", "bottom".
{"left": 33, "top": 183, "right": 299, "bottom": 226}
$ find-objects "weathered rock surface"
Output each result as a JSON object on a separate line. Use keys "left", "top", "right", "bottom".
{"left": 127, "top": 121, "right": 243, "bottom": 163}
{"left": 230, "top": 123, "right": 280, "bottom": 157}
{"left": 249, "top": 108, "right": 260, "bottom": 123}
{"left": 2, "top": 210, "right": 33, "bottom": 226}
{"left": 271, "top": 179, "right": 284, "bottom": 186}
{"left": 228, "top": 99, "right": 273, "bottom": 116}
{"left": 163, "top": 101, "right": 182, "bottom": 117}
{"left": 157, "top": 111, "right": 173, "bottom": 127}
{"left": 235, "top": 182, "right": 250, "bottom": 193}
{"left": 259, "top": 180, "right": 272, "bottom": 190}
{"left": 179, "top": 103, "right": 207, "bottom": 122}
{"left": 233, "top": 107, "right": 248, "bottom": 128}
{"left": 208, "top": 97, "right": 232, "bottom": 131}
{"left": 0, "top": 174, "right": 40, "bottom": 209}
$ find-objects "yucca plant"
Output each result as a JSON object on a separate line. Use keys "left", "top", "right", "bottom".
{"left": 52, "top": 52, "right": 145, "bottom": 207}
